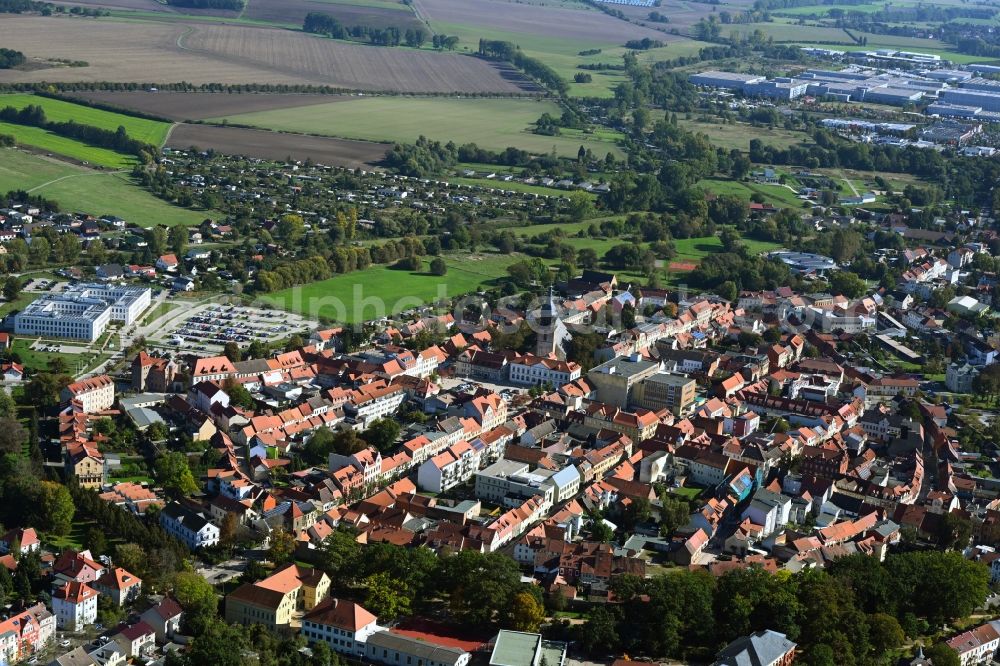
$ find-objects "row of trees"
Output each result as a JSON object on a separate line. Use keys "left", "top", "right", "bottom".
{"left": 0, "top": 48, "right": 25, "bottom": 69}
{"left": 478, "top": 39, "right": 568, "bottom": 94}
{"left": 302, "top": 13, "right": 427, "bottom": 47}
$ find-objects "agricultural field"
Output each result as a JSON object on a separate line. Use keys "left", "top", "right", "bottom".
{"left": 0, "top": 93, "right": 172, "bottom": 146}
{"left": 0, "top": 16, "right": 534, "bottom": 93}
{"left": 65, "top": 91, "right": 349, "bottom": 122}
{"left": 242, "top": 0, "right": 423, "bottom": 30}
{"left": 166, "top": 123, "right": 390, "bottom": 168}
{"left": 262, "top": 253, "right": 515, "bottom": 322}
{"left": 412, "top": 0, "right": 665, "bottom": 45}
{"left": 212, "top": 97, "right": 624, "bottom": 157}
{"left": 0, "top": 149, "right": 209, "bottom": 226}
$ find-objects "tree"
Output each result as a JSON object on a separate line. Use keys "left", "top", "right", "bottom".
{"left": 223, "top": 379, "right": 255, "bottom": 411}
{"left": 590, "top": 517, "right": 613, "bottom": 543}
{"left": 507, "top": 590, "right": 545, "bottom": 632}
{"left": 223, "top": 342, "right": 242, "bottom": 362}
{"left": 0, "top": 417, "right": 27, "bottom": 455}
{"left": 24, "top": 373, "right": 71, "bottom": 409}
{"left": 829, "top": 271, "right": 868, "bottom": 299}
{"left": 268, "top": 529, "right": 296, "bottom": 565}
{"left": 115, "top": 543, "right": 147, "bottom": 579}
{"left": 363, "top": 418, "right": 401, "bottom": 452}
{"left": 303, "top": 426, "right": 336, "bottom": 466}
{"left": 578, "top": 606, "right": 621, "bottom": 654}
{"left": 440, "top": 551, "right": 522, "bottom": 628}
{"left": 275, "top": 214, "right": 305, "bottom": 245}
{"left": 925, "top": 643, "right": 961, "bottom": 666}
{"left": 38, "top": 481, "right": 74, "bottom": 536}
{"left": 183, "top": 617, "right": 249, "bottom": 666}
{"left": 2, "top": 276, "right": 21, "bottom": 302}
{"left": 168, "top": 225, "right": 187, "bottom": 256}
{"left": 364, "top": 571, "right": 411, "bottom": 620}
{"left": 172, "top": 571, "right": 218, "bottom": 634}
{"left": 147, "top": 421, "right": 169, "bottom": 442}
{"left": 85, "top": 527, "right": 108, "bottom": 557}
{"left": 868, "top": 613, "right": 904, "bottom": 655}
{"left": 155, "top": 452, "right": 199, "bottom": 497}
{"left": 659, "top": 494, "right": 690, "bottom": 536}
{"left": 317, "top": 528, "right": 362, "bottom": 582}
{"left": 429, "top": 257, "right": 447, "bottom": 276}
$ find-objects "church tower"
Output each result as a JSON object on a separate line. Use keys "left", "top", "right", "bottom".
{"left": 535, "top": 287, "right": 568, "bottom": 358}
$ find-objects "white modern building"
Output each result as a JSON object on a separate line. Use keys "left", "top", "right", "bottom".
{"left": 14, "top": 283, "right": 151, "bottom": 342}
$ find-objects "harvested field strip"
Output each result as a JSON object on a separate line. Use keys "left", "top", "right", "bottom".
{"left": 213, "top": 97, "right": 624, "bottom": 157}
{"left": 65, "top": 91, "right": 353, "bottom": 122}
{"left": 166, "top": 123, "right": 389, "bottom": 168}
{"left": 0, "top": 93, "right": 172, "bottom": 146}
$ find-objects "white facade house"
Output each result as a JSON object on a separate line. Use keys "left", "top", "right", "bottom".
{"left": 52, "top": 581, "right": 99, "bottom": 631}
{"left": 741, "top": 488, "right": 792, "bottom": 538}
{"left": 417, "top": 441, "right": 480, "bottom": 493}
{"left": 302, "top": 599, "right": 382, "bottom": 658}
{"left": 508, "top": 355, "right": 581, "bottom": 387}
{"left": 60, "top": 375, "right": 116, "bottom": 413}
{"left": 159, "top": 503, "right": 220, "bottom": 550}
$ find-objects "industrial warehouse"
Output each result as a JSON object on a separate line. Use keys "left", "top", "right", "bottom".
{"left": 689, "top": 52, "right": 1000, "bottom": 118}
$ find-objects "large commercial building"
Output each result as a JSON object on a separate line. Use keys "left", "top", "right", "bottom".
{"left": 14, "top": 283, "right": 151, "bottom": 342}
{"left": 940, "top": 88, "right": 1000, "bottom": 112}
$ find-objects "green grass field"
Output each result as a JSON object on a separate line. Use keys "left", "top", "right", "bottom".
{"left": 0, "top": 121, "right": 138, "bottom": 169}
{"left": 215, "top": 97, "right": 624, "bottom": 157}
{"left": 697, "top": 177, "right": 809, "bottom": 209}
{"left": 678, "top": 118, "right": 805, "bottom": 151}
{"left": 0, "top": 94, "right": 172, "bottom": 146}
{"left": 0, "top": 149, "right": 209, "bottom": 226}
{"left": 261, "top": 253, "right": 515, "bottom": 322}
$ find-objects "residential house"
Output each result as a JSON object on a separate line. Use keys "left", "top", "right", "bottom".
{"left": 225, "top": 564, "right": 331, "bottom": 631}
{"left": 301, "top": 598, "right": 381, "bottom": 657}
{"left": 52, "top": 581, "right": 99, "bottom": 631}
{"left": 159, "top": 502, "right": 220, "bottom": 550}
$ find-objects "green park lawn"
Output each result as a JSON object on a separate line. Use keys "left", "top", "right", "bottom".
{"left": 261, "top": 254, "right": 515, "bottom": 322}
{"left": 0, "top": 149, "right": 210, "bottom": 226}
{"left": 0, "top": 93, "right": 173, "bottom": 146}
{"left": 215, "top": 97, "right": 624, "bottom": 157}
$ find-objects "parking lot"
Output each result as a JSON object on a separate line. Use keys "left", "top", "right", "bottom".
{"left": 147, "top": 303, "right": 318, "bottom": 353}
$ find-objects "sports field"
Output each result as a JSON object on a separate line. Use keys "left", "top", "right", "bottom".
{"left": 261, "top": 254, "right": 514, "bottom": 322}
{"left": 215, "top": 97, "right": 624, "bottom": 157}
{"left": 0, "top": 94, "right": 172, "bottom": 146}
{"left": 0, "top": 149, "right": 209, "bottom": 227}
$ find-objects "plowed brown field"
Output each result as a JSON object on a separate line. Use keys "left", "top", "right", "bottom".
{"left": 167, "top": 123, "right": 389, "bottom": 168}
{"left": 0, "top": 16, "right": 535, "bottom": 93}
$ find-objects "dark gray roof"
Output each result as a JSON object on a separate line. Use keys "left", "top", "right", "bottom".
{"left": 713, "top": 630, "right": 796, "bottom": 666}
{"left": 366, "top": 631, "right": 468, "bottom": 666}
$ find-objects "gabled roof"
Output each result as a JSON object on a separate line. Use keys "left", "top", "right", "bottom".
{"left": 303, "top": 597, "right": 378, "bottom": 631}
